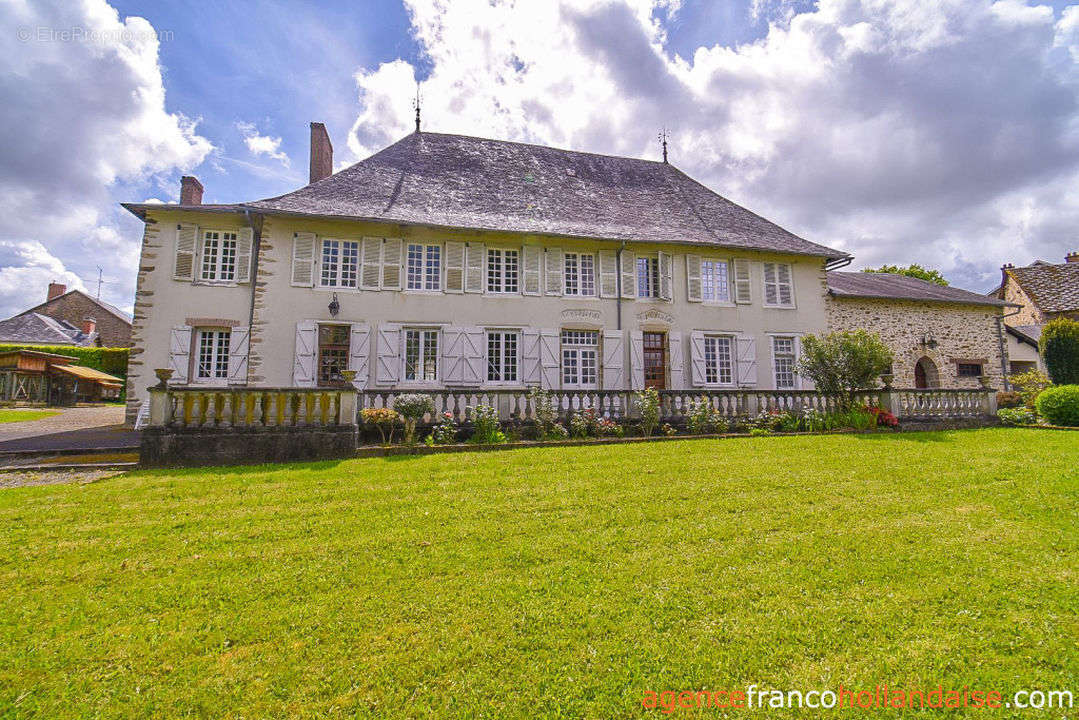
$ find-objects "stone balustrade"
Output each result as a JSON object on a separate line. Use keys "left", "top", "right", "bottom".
{"left": 147, "top": 387, "right": 358, "bottom": 430}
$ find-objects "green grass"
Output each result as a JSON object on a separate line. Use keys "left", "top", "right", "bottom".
{"left": 1, "top": 429, "right": 1076, "bottom": 718}
{"left": 0, "top": 408, "right": 59, "bottom": 423}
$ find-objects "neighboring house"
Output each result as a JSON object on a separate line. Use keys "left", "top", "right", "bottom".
{"left": 121, "top": 125, "right": 856, "bottom": 422}
{"left": 0, "top": 283, "right": 133, "bottom": 348}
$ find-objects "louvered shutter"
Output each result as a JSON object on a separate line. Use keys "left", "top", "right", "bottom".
{"left": 736, "top": 334, "right": 757, "bottom": 386}
{"left": 602, "top": 330, "right": 625, "bottom": 390}
{"left": 462, "top": 327, "right": 485, "bottom": 385}
{"left": 733, "top": 259, "right": 752, "bottom": 304}
{"left": 521, "top": 329, "right": 541, "bottom": 385}
{"left": 445, "top": 241, "right": 465, "bottom": 293}
{"left": 293, "top": 320, "right": 317, "bottom": 387}
{"left": 348, "top": 323, "right": 371, "bottom": 389}
{"left": 538, "top": 329, "right": 560, "bottom": 389}
{"left": 620, "top": 251, "right": 636, "bottom": 299}
{"left": 360, "top": 237, "right": 382, "bottom": 290}
{"left": 668, "top": 331, "right": 684, "bottom": 389}
{"left": 375, "top": 323, "right": 401, "bottom": 385}
{"left": 465, "top": 242, "right": 484, "bottom": 293}
{"left": 763, "top": 263, "right": 779, "bottom": 305}
{"left": 658, "top": 251, "right": 673, "bottom": 301}
{"left": 689, "top": 331, "right": 707, "bottom": 386}
{"left": 599, "top": 250, "right": 618, "bottom": 298}
{"left": 522, "top": 246, "right": 542, "bottom": 295}
{"left": 685, "top": 255, "right": 702, "bottom": 302}
{"left": 629, "top": 330, "right": 644, "bottom": 390}
{"left": 381, "top": 238, "right": 403, "bottom": 290}
{"left": 168, "top": 326, "right": 192, "bottom": 383}
{"left": 777, "top": 263, "right": 793, "bottom": 306}
{"left": 544, "top": 248, "right": 563, "bottom": 295}
{"left": 173, "top": 223, "right": 198, "bottom": 281}
{"left": 441, "top": 326, "right": 466, "bottom": 384}
{"left": 227, "top": 325, "right": 250, "bottom": 384}
{"left": 796, "top": 336, "right": 813, "bottom": 389}
{"left": 291, "top": 232, "right": 317, "bottom": 287}
{"left": 235, "top": 228, "right": 254, "bottom": 283}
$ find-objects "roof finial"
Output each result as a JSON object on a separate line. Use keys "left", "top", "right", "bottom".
{"left": 413, "top": 82, "right": 422, "bottom": 133}
{"left": 659, "top": 127, "right": 668, "bottom": 164}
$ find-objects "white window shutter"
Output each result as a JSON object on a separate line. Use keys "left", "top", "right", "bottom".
{"left": 463, "top": 327, "right": 485, "bottom": 385}
{"left": 545, "top": 248, "right": 563, "bottom": 295}
{"left": 668, "top": 331, "right": 684, "bottom": 389}
{"left": 733, "top": 259, "right": 752, "bottom": 304}
{"left": 736, "top": 334, "right": 757, "bottom": 386}
{"left": 235, "top": 228, "right": 254, "bottom": 283}
{"left": 778, "top": 263, "right": 793, "bottom": 306}
{"left": 291, "top": 232, "right": 317, "bottom": 287}
{"left": 381, "top": 238, "right": 403, "bottom": 290}
{"left": 522, "top": 246, "right": 542, "bottom": 296}
{"left": 465, "top": 242, "right": 484, "bottom": 293}
{"left": 360, "top": 237, "right": 382, "bottom": 290}
{"left": 602, "top": 330, "right": 625, "bottom": 390}
{"left": 445, "top": 241, "right": 465, "bottom": 293}
{"left": 659, "top": 251, "right": 673, "bottom": 301}
{"left": 168, "top": 326, "right": 192, "bottom": 383}
{"left": 796, "top": 336, "right": 812, "bottom": 390}
{"left": 689, "top": 331, "right": 707, "bottom": 386}
{"left": 227, "top": 325, "right": 250, "bottom": 384}
{"left": 598, "top": 250, "right": 618, "bottom": 298}
{"left": 685, "top": 255, "right": 702, "bottom": 302}
{"left": 629, "top": 330, "right": 645, "bottom": 390}
{"left": 763, "top": 263, "right": 778, "bottom": 305}
{"left": 348, "top": 323, "right": 371, "bottom": 389}
{"left": 539, "top": 329, "right": 560, "bottom": 389}
{"left": 441, "top": 326, "right": 465, "bottom": 384}
{"left": 292, "top": 320, "right": 317, "bottom": 387}
{"left": 521, "top": 329, "right": 541, "bottom": 385}
{"left": 620, "top": 251, "right": 636, "bottom": 299}
{"left": 173, "top": 223, "right": 198, "bottom": 281}
{"left": 375, "top": 323, "right": 401, "bottom": 385}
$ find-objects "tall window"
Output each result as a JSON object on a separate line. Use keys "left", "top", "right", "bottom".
{"left": 404, "top": 329, "right": 439, "bottom": 382}
{"left": 487, "top": 248, "right": 519, "bottom": 293}
{"left": 564, "top": 252, "right": 596, "bottom": 296}
{"left": 701, "top": 260, "right": 730, "bottom": 303}
{"left": 703, "top": 335, "right": 734, "bottom": 385}
{"left": 320, "top": 239, "right": 359, "bottom": 288}
{"left": 195, "top": 329, "right": 230, "bottom": 381}
{"left": 407, "top": 243, "right": 441, "bottom": 291}
{"left": 487, "top": 331, "right": 519, "bottom": 383}
{"left": 637, "top": 255, "right": 659, "bottom": 298}
{"left": 201, "top": 230, "right": 237, "bottom": 281}
{"left": 318, "top": 324, "right": 350, "bottom": 386}
{"left": 772, "top": 336, "right": 797, "bottom": 389}
{"left": 561, "top": 330, "right": 598, "bottom": 389}
{"left": 763, "top": 263, "right": 794, "bottom": 307}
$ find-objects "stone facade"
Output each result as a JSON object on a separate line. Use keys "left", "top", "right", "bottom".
{"left": 23, "top": 291, "right": 132, "bottom": 347}
{"left": 1000, "top": 277, "right": 1046, "bottom": 326}
{"left": 826, "top": 297, "right": 1006, "bottom": 389}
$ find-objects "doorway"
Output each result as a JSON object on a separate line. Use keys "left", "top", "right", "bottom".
{"left": 914, "top": 356, "right": 938, "bottom": 389}
{"left": 643, "top": 331, "right": 667, "bottom": 390}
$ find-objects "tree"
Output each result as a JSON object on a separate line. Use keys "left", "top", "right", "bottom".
{"left": 863, "top": 264, "right": 949, "bottom": 286}
{"left": 798, "top": 330, "right": 894, "bottom": 409}
{"left": 1040, "top": 317, "right": 1079, "bottom": 385}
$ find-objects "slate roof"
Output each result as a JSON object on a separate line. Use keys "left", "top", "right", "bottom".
{"left": 1007, "top": 324, "right": 1042, "bottom": 346}
{"left": 23, "top": 289, "right": 133, "bottom": 324}
{"left": 126, "top": 132, "right": 848, "bottom": 260}
{"left": 826, "top": 272, "right": 1013, "bottom": 307}
{"left": 1006, "top": 261, "right": 1079, "bottom": 313}
{"left": 0, "top": 313, "right": 95, "bottom": 346}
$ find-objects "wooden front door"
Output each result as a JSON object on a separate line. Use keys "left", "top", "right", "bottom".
{"left": 915, "top": 360, "right": 928, "bottom": 389}
{"left": 643, "top": 332, "right": 667, "bottom": 390}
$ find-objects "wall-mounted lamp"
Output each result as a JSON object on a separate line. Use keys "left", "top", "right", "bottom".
{"left": 328, "top": 292, "right": 340, "bottom": 317}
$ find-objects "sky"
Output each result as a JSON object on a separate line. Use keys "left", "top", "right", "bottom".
{"left": 1, "top": 0, "right": 1077, "bottom": 319}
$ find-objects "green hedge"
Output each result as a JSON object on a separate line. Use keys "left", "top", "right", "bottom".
{"left": 1035, "top": 384, "right": 1079, "bottom": 427}
{"left": 0, "top": 344, "right": 128, "bottom": 379}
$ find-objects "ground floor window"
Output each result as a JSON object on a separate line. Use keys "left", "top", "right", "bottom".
{"left": 703, "top": 335, "right": 734, "bottom": 385}
{"left": 957, "top": 362, "right": 983, "bottom": 378}
{"left": 404, "top": 328, "right": 439, "bottom": 382}
{"left": 196, "top": 329, "right": 230, "bottom": 382}
{"left": 318, "top": 324, "right": 350, "bottom": 386}
{"left": 771, "top": 336, "right": 797, "bottom": 389}
{"left": 561, "top": 330, "right": 598, "bottom": 389}
{"left": 487, "top": 331, "right": 519, "bottom": 383}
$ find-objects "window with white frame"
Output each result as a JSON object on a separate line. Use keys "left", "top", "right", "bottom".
{"left": 561, "top": 330, "right": 598, "bottom": 389}
{"left": 772, "top": 336, "right": 798, "bottom": 389}
{"left": 406, "top": 243, "right": 441, "bottom": 291}
{"left": 486, "top": 330, "right": 519, "bottom": 383}
{"left": 319, "top": 239, "right": 359, "bottom": 288}
{"left": 701, "top": 260, "right": 730, "bottom": 303}
{"left": 763, "top": 263, "right": 794, "bottom": 307}
{"left": 637, "top": 255, "right": 659, "bottom": 298}
{"left": 195, "top": 329, "right": 231, "bottom": 382}
{"left": 404, "top": 328, "right": 439, "bottom": 382}
{"left": 200, "top": 230, "right": 237, "bottom": 282}
{"left": 564, "top": 252, "right": 596, "bottom": 296}
{"left": 486, "top": 248, "right": 519, "bottom": 293}
{"left": 703, "top": 335, "right": 735, "bottom": 385}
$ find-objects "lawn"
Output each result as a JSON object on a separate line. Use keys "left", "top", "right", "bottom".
{"left": 1, "top": 429, "right": 1076, "bottom": 718}
{"left": 0, "top": 409, "right": 59, "bottom": 423}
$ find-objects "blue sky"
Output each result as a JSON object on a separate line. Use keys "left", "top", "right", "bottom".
{"left": 1, "top": 0, "right": 1078, "bottom": 317}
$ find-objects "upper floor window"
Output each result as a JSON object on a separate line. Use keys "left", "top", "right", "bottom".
{"left": 763, "top": 263, "right": 794, "bottom": 307}
{"left": 318, "top": 324, "right": 350, "bottom": 386}
{"left": 487, "top": 248, "right": 519, "bottom": 293}
{"left": 487, "top": 330, "right": 519, "bottom": 383}
{"left": 564, "top": 252, "right": 596, "bottom": 297}
{"left": 201, "top": 231, "right": 237, "bottom": 282}
{"left": 561, "top": 330, "right": 599, "bottom": 389}
{"left": 195, "top": 329, "right": 230, "bottom": 382}
{"left": 320, "top": 239, "right": 359, "bottom": 288}
{"left": 637, "top": 255, "right": 659, "bottom": 298}
{"left": 772, "top": 336, "right": 798, "bottom": 389}
{"left": 703, "top": 335, "right": 734, "bottom": 385}
{"left": 404, "top": 328, "right": 439, "bottom": 382}
{"left": 701, "top": 260, "right": 730, "bottom": 303}
{"left": 407, "top": 244, "right": 441, "bottom": 291}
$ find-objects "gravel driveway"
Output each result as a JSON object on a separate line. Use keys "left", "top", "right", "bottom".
{"left": 0, "top": 406, "right": 136, "bottom": 451}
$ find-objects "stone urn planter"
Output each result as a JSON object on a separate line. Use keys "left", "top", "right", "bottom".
{"left": 977, "top": 375, "right": 993, "bottom": 389}
{"left": 340, "top": 370, "right": 357, "bottom": 385}
{"left": 879, "top": 373, "right": 894, "bottom": 390}
{"left": 153, "top": 368, "right": 174, "bottom": 389}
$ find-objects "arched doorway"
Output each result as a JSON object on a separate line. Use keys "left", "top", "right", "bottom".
{"left": 914, "top": 357, "right": 938, "bottom": 389}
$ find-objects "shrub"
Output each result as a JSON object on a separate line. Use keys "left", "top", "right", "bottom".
{"left": 468, "top": 404, "right": 506, "bottom": 444}
{"left": 546, "top": 423, "right": 569, "bottom": 440}
{"left": 569, "top": 408, "right": 601, "bottom": 438}
{"left": 360, "top": 407, "right": 399, "bottom": 445}
{"left": 867, "top": 405, "right": 899, "bottom": 428}
{"left": 687, "top": 399, "right": 725, "bottom": 435}
{"left": 1034, "top": 385, "right": 1079, "bottom": 427}
{"left": 637, "top": 387, "right": 660, "bottom": 437}
{"left": 997, "top": 407, "right": 1036, "bottom": 426}
{"left": 749, "top": 427, "right": 772, "bottom": 437}
{"left": 393, "top": 394, "right": 435, "bottom": 445}
{"left": 1010, "top": 369, "right": 1051, "bottom": 409}
{"left": 801, "top": 408, "right": 833, "bottom": 433}
{"left": 528, "top": 388, "right": 562, "bottom": 440}
{"left": 595, "top": 417, "right": 624, "bottom": 437}
{"left": 1041, "top": 317, "right": 1079, "bottom": 385}
{"left": 995, "top": 391, "right": 1022, "bottom": 409}
{"left": 798, "top": 331, "right": 893, "bottom": 410}
{"left": 425, "top": 412, "right": 458, "bottom": 445}
{"left": 660, "top": 423, "right": 677, "bottom": 436}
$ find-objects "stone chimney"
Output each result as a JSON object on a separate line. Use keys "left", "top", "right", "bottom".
{"left": 1066, "top": 251, "right": 1079, "bottom": 263}
{"left": 47, "top": 282, "right": 66, "bottom": 301}
{"left": 81, "top": 317, "right": 96, "bottom": 336}
{"left": 309, "top": 122, "right": 333, "bottom": 184}
{"left": 180, "top": 175, "right": 203, "bottom": 205}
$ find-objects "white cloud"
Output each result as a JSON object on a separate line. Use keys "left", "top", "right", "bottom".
{"left": 236, "top": 121, "right": 291, "bottom": 167}
{"left": 0, "top": 241, "right": 85, "bottom": 317}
